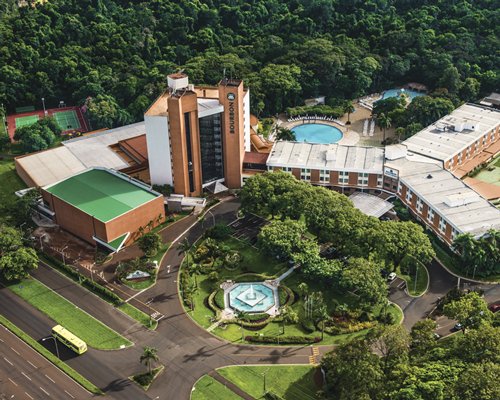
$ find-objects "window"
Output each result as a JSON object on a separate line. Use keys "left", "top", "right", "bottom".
{"left": 439, "top": 218, "right": 446, "bottom": 233}
{"left": 281, "top": 166, "right": 292, "bottom": 173}
{"left": 451, "top": 228, "right": 459, "bottom": 240}
{"left": 339, "top": 171, "right": 349, "bottom": 184}
{"left": 319, "top": 170, "right": 329, "bottom": 182}
{"left": 397, "top": 181, "right": 402, "bottom": 194}
{"left": 377, "top": 174, "right": 383, "bottom": 188}
{"left": 405, "top": 189, "right": 413, "bottom": 203}
{"left": 416, "top": 198, "right": 423, "bottom": 213}
{"left": 428, "top": 208, "right": 434, "bottom": 223}
{"left": 358, "top": 172, "right": 368, "bottom": 186}
{"left": 301, "top": 168, "right": 310, "bottom": 181}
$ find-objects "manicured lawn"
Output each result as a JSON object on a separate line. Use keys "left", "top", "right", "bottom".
{"left": 8, "top": 278, "right": 131, "bottom": 349}
{"left": 118, "top": 303, "right": 157, "bottom": 330}
{"left": 218, "top": 365, "right": 317, "bottom": 400}
{"left": 0, "top": 159, "right": 25, "bottom": 224}
{"left": 192, "top": 375, "right": 243, "bottom": 400}
{"left": 397, "top": 262, "right": 429, "bottom": 296}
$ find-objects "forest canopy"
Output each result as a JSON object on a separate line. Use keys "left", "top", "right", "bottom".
{"left": 0, "top": 0, "right": 498, "bottom": 126}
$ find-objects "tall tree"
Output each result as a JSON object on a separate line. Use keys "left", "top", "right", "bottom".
{"left": 443, "top": 292, "right": 492, "bottom": 333}
{"left": 140, "top": 346, "right": 159, "bottom": 374}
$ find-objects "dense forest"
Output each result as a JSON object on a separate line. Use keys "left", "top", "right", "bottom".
{"left": 0, "top": 0, "right": 498, "bottom": 126}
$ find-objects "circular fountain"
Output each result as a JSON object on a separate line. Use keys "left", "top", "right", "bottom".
{"left": 227, "top": 282, "right": 277, "bottom": 314}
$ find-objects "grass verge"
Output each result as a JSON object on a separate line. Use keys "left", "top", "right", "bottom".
{"left": 192, "top": 375, "right": 243, "bottom": 400}
{"left": 118, "top": 303, "right": 157, "bottom": 329}
{"left": 397, "top": 263, "right": 429, "bottom": 296}
{"left": 217, "top": 365, "right": 317, "bottom": 400}
{"left": 8, "top": 278, "right": 132, "bottom": 349}
{"left": 130, "top": 365, "right": 164, "bottom": 391}
{"left": 0, "top": 314, "right": 103, "bottom": 395}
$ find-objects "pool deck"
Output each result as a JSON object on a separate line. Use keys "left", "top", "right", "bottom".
{"left": 282, "top": 119, "right": 360, "bottom": 146}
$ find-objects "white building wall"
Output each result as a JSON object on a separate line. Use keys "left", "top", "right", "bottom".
{"left": 145, "top": 114, "right": 173, "bottom": 186}
{"left": 243, "top": 90, "right": 251, "bottom": 152}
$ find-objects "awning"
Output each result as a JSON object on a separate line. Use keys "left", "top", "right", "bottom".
{"left": 349, "top": 192, "right": 394, "bottom": 218}
{"left": 93, "top": 232, "right": 129, "bottom": 253}
{"left": 205, "top": 181, "right": 228, "bottom": 194}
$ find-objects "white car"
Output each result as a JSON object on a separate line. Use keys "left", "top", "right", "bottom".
{"left": 387, "top": 272, "right": 397, "bottom": 282}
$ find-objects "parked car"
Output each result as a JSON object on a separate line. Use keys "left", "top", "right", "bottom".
{"left": 488, "top": 303, "right": 500, "bottom": 313}
{"left": 453, "top": 323, "right": 463, "bottom": 331}
{"left": 434, "top": 333, "right": 441, "bottom": 340}
{"left": 387, "top": 272, "right": 397, "bottom": 282}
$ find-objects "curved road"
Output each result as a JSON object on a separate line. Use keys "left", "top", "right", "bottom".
{"left": 1, "top": 198, "right": 329, "bottom": 400}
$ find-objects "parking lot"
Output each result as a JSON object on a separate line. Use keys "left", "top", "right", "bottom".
{"left": 229, "top": 214, "right": 268, "bottom": 245}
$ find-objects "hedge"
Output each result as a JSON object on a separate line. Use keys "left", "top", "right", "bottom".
{"left": 278, "top": 285, "right": 294, "bottom": 307}
{"left": 214, "top": 289, "right": 226, "bottom": 310}
{"left": 245, "top": 335, "right": 320, "bottom": 344}
{"left": 207, "top": 291, "right": 222, "bottom": 314}
{"left": 324, "top": 321, "right": 375, "bottom": 335}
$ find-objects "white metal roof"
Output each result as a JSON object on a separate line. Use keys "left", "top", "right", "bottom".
{"left": 386, "top": 157, "right": 500, "bottom": 237}
{"left": 15, "top": 146, "right": 86, "bottom": 187}
{"left": 197, "top": 98, "right": 223, "bottom": 118}
{"left": 267, "top": 141, "right": 384, "bottom": 173}
{"left": 349, "top": 192, "right": 394, "bottom": 218}
{"left": 63, "top": 122, "right": 146, "bottom": 170}
{"left": 403, "top": 103, "right": 500, "bottom": 162}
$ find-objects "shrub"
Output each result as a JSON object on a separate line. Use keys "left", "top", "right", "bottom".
{"left": 278, "top": 285, "right": 294, "bottom": 306}
{"left": 137, "top": 232, "right": 162, "bottom": 257}
{"left": 301, "top": 319, "right": 316, "bottom": 333}
{"left": 245, "top": 335, "right": 320, "bottom": 344}
{"left": 325, "top": 321, "right": 376, "bottom": 335}
{"left": 205, "top": 223, "right": 233, "bottom": 240}
{"left": 214, "top": 290, "right": 226, "bottom": 310}
{"left": 194, "top": 245, "right": 209, "bottom": 262}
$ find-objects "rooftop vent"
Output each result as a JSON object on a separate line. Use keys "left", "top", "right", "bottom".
{"left": 426, "top": 174, "right": 433, "bottom": 179}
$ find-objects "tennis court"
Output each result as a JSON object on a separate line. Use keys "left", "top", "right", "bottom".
{"left": 15, "top": 115, "right": 39, "bottom": 129}
{"left": 53, "top": 110, "right": 81, "bottom": 130}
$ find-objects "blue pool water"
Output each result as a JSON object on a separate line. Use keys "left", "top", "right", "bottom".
{"left": 228, "top": 283, "right": 276, "bottom": 313}
{"left": 291, "top": 123, "right": 343, "bottom": 144}
{"left": 382, "top": 88, "right": 424, "bottom": 101}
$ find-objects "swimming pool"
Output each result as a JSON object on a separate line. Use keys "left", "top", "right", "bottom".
{"left": 291, "top": 123, "right": 343, "bottom": 144}
{"left": 382, "top": 88, "right": 424, "bottom": 101}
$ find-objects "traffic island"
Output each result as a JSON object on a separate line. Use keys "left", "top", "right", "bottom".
{"left": 130, "top": 365, "right": 165, "bottom": 391}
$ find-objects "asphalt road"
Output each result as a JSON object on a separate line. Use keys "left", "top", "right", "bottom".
{"left": 3, "top": 197, "right": 496, "bottom": 399}
{"left": 0, "top": 318, "right": 93, "bottom": 399}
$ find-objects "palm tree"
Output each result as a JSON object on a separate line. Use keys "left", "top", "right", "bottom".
{"left": 377, "top": 113, "right": 392, "bottom": 143}
{"left": 343, "top": 101, "right": 355, "bottom": 125}
{"left": 189, "top": 262, "right": 203, "bottom": 287}
{"left": 177, "top": 237, "right": 192, "bottom": 270}
{"left": 297, "top": 282, "right": 308, "bottom": 300}
{"left": 140, "top": 346, "right": 159, "bottom": 374}
{"left": 280, "top": 306, "right": 298, "bottom": 335}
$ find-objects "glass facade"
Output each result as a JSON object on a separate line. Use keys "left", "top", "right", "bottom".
{"left": 199, "top": 113, "right": 224, "bottom": 184}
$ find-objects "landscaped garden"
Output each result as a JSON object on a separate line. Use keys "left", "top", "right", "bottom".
{"left": 179, "top": 220, "right": 403, "bottom": 346}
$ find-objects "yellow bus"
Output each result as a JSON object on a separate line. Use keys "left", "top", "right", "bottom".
{"left": 51, "top": 325, "right": 87, "bottom": 354}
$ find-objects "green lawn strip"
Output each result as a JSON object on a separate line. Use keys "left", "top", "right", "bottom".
{"left": 0, "top": 159, "right": 26, "bottom": 224}
{"left": 130, "top": 365, "right": 164, "bottom": 391}
{"left": 8, "top": 278, "right": 132, "bottom": 349}
{"left": 40, "top": 254, "right": 155, "bottom": 330}
{"left": 397, "top": 263, "right": 429, "bottom": 296}
{"left": 121, "top": 242, "right": 170, "bottom": 291}
{"left": 192, "top": 375, "right": 243, "bottom": 400}
{"left": 218, "top": 365, "right": 317, "bottom": 400}
{"left": 0, "top": 314, "right": 103, "bottom": 395}
{"left": 118, "top": 303, "right": 157, "bottom": 330}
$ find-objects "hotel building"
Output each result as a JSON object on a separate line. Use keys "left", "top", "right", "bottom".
{"left": 267, "top": 103, "right": 500, "bottom": 245}
{"left": 144, "top": 74, "right": 251, "bottom": 196}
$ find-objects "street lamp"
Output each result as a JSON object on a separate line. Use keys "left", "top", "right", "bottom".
{"left": 41, "top": 97, "right": 47, "bottom": 115}
{"left": 207, "top": 210, "right": 216, "bottom": 226}
{"left": 60, "top": 245, "right": 68, "bottom": 265}
{"left": 39, "top": 233, "right": 47, "bottom": 251}
{"left": 262, "top": 368, "right": 269, "bottom": 395}
{"left": 41, "top": 336, "right": 60, "bottom": 359}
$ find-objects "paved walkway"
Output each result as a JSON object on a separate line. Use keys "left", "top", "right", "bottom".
{"left": 208, "top": 370, "right": 255, "bottom": 400}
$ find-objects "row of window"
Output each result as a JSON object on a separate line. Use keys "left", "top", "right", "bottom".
{"left": 399, "top": 183, "right": 459, "bottom": 240}
{"left": 449, "top": 130, "right": 497, "bottom": 168}
{"left": 273, "top": 167, "right": 383, "bottom": 187}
